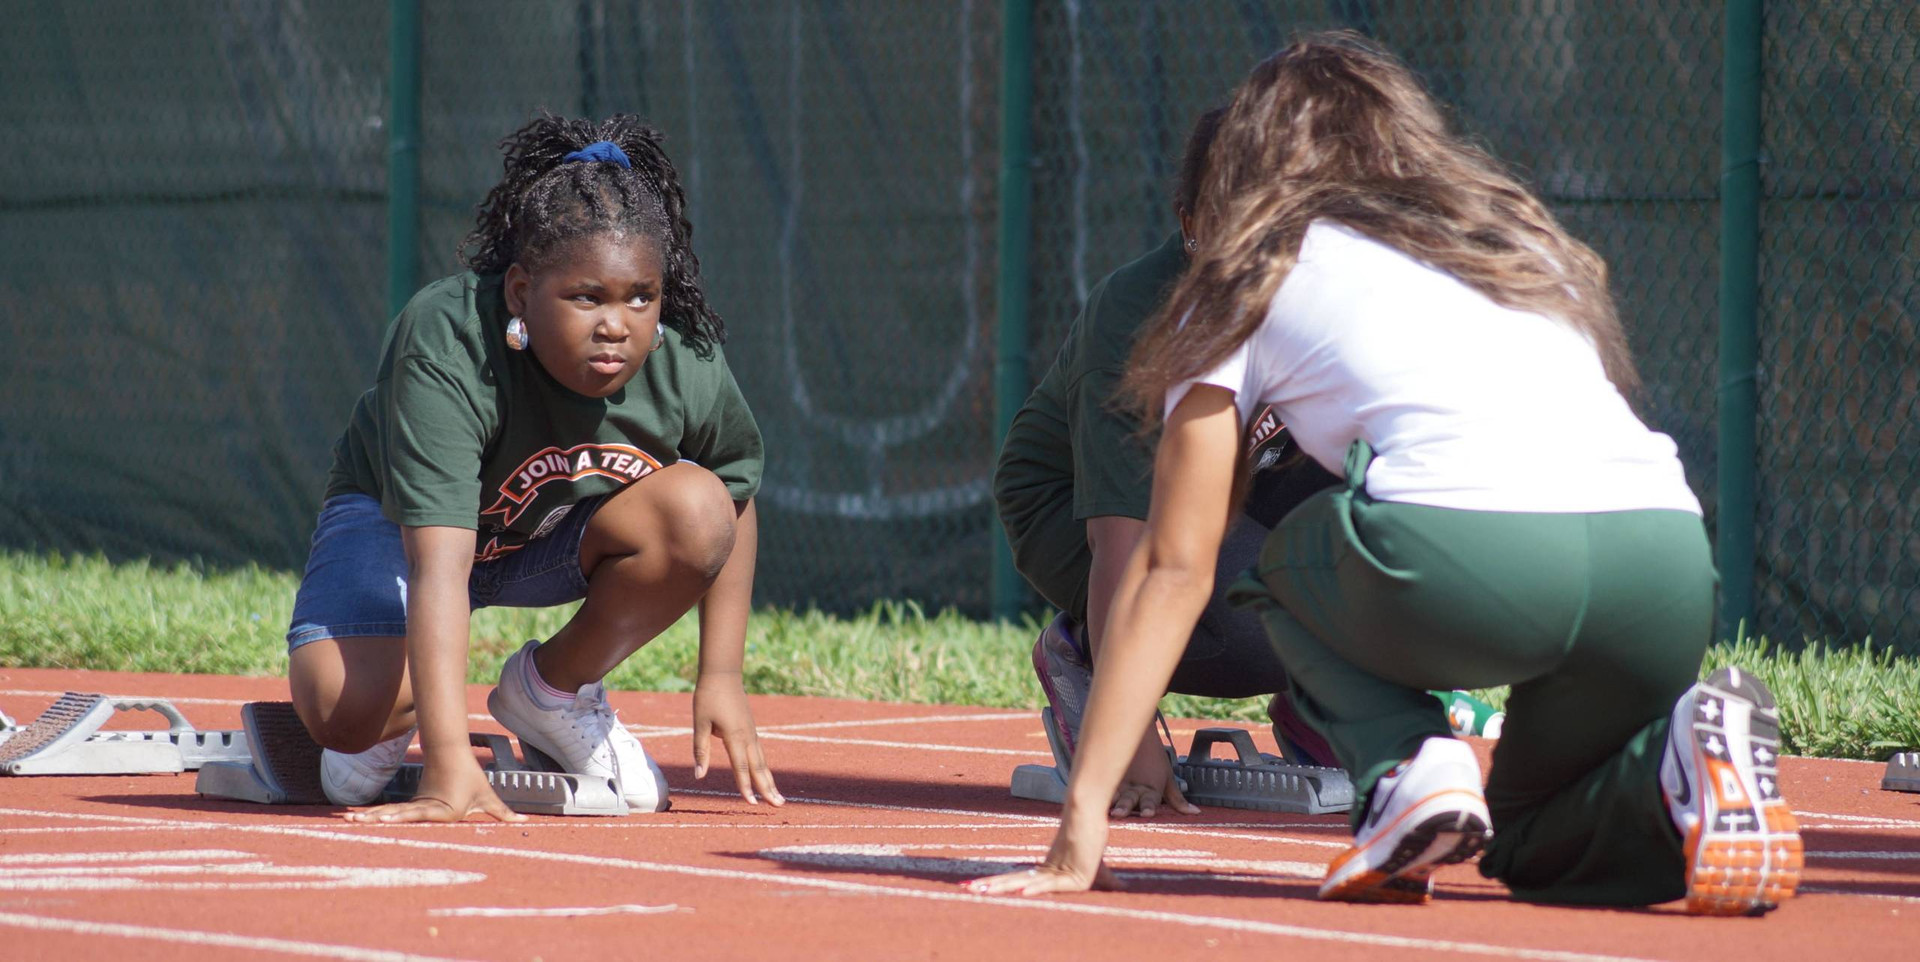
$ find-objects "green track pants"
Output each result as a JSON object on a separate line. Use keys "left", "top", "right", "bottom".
{"left": 1231, "top": 442, "right": 1714, "bottom": 906}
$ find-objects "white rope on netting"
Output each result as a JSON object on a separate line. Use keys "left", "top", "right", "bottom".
{"left": 762, "top": 0, "right": 989, "bottom": 520}
{"left": 682, "top": 0, "right": 701, "bottom": 211}
{"left": 1067, "top": 0, "right": 1090, "bottom": 304}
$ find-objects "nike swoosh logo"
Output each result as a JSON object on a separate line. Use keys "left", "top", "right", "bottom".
{"left": 1366, "top": 767, "right": 1407, "bottom": 831}
{"left": 1668, "top": 741, "right": 1693, "bottom": 808}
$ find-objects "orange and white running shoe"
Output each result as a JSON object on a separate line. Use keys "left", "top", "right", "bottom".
{"left": 1661, "top": 666, "right": 1803, "bottom": 915}
{"left": 1319, "top": 736, "right": 1491, "bottom": 903}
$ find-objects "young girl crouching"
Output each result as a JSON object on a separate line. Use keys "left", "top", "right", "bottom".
{"left": 285, "top": 114, "right": 782, "bottom": 822}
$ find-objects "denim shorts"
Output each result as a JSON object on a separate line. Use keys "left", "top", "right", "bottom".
{"left": 285, "top": 493, "right": 606, "bottom": 650}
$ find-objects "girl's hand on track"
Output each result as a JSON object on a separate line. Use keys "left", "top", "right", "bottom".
{"left": 692, "top": 674, "right": 785, "bottom": 806}
{"left": 964, "top": 807, "right": 1122, "bottom": 896}
{"left": 1109, "top": 729, "right": 1200, "bottom": 818}
{"left": 343, "top": 756, "right": 525, "bottom": 824}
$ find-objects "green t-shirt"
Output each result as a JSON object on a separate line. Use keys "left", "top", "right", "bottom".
{"left": 325, "top": 272, "right": 762, "bottom": 561}
{"left": 992, "top": 232, "right": 1186, "bottom": 617}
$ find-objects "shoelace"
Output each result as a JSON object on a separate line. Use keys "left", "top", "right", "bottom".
{"left": 562, "top": 685, "right": 618, "bottom": 744}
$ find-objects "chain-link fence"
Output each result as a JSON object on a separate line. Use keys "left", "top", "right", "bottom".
{"left": 1, "top": 2, "right": 1912, "bottom": 651}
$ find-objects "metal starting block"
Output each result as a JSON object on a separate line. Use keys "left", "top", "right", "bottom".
{"left": 1010, "top": 707, "right": 1078, "bottom": 804}
{"left": 1010, "top": 708, "right": 1352, "bottom": 815}
{"left": 0, "top": 692, "right": 250, "bottom": 776}
{"left": 195, "top": 701, "right": 629, "bottom": 816}
{"left": 1883, "top": 751, "right": 1920, "bottom": 793}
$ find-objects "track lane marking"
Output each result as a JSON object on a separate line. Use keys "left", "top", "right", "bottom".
{"left": 0, "top": 808, "right": 1662, "bottom": 962}
{"left": 760, "top": 712, "right": 1032, "bottom": 732}
{"left": 0, "top": 849, "right": 251, "bottom": 863}
{"left": 1805, "top": 850, "right": 1920, "bottom": 861}
{"left": 0, "top": 910, "right": 479, "bottom": 962}
{"left": 755, "top": 732, "right": 1051, "bottom": 757}
{"left": 671, "top": 788, "right": 1356, "bottom": 847}
{"left": 1799, "top": 886, "right": 1920, "bottom": 903}
{"left": 1794, "top": 810, "right": 1920, "bottom": 829}
{"left": 427, "top": 904, "right": 678, "bottom": 918}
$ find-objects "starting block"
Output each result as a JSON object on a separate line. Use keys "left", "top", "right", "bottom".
{"left": 195, "top": 702, "right": 629, "bottom": 816}
{"left": 1010, "top": 708, "right": 1353, "bottom": 815}
{"left": 1883, "top": 751, "right": 1920, "bottom": 793}
{"left": 0, "top": 692, "right": 251, "bottom": 776}
{"left": 1178, "top": 728, "right": 1352, "bottom": 815}
{"left": 1010, "top": 708, "right": 1080, "bottom": 804}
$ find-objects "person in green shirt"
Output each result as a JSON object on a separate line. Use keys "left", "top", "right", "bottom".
{"left": 286, "top": 114, "right": 782, "bottom": 822}
{"left": 993, "top": 106, "right": 1343, "bottom": 813}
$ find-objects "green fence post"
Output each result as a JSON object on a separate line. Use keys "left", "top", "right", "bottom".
{"left": 1717, "top": 0, "right": 1762, "bottom": 641}
{"left": 387, "top": 0, "right": 422, "bottom": 319}
{"left": 990, "top": 0, "right": 1035, "bottom": 622}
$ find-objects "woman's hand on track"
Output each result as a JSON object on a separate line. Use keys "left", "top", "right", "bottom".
{"left": 692, "top": 674, "right": 785, "bottom": 806}
{"left": 1109, "top": 728, "right": 1200, "bottom": 818}
{"left": 342, "top": 756, "right": 525, "bottom": 824}
{"left": 964, "top": 807, "right": 1122, "bottom": 896}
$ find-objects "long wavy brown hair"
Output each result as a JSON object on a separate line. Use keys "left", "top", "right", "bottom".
{"left": 1122, "top": 32, "right": 1638, "bottom": 426}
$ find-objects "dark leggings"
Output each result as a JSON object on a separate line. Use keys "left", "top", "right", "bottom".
{"left": 1156, "top": 458, "right": 1343, "bottom": 697}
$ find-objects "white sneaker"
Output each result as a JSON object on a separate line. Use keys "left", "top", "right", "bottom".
{"left": 487, "top": 640, "right": 669, "bottom": 812}
{"left": 320, "top": 728, "right": 415, "bottom": 806}
{"left": 1662, "top": 666, "right": 1802, "bottom": 915}
{"left": 1319, "top": 736, "right": 1491, "bottom": 903}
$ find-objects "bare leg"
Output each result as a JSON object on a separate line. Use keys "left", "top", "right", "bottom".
{"left": 289, "top": 636, "right": 415, "bottom": 753}
{"left": 531, "top": 462, "right": 737, "bottom": 690}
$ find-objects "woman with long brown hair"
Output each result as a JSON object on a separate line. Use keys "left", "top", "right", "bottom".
{"left": 970, "top": 32, "right": 1801, "bottom": 914}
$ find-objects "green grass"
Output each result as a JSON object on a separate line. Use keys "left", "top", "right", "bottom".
{"left": 3, "top": 551, "right": 1915, "bottom": 760}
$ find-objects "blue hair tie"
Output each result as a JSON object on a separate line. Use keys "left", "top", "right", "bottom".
{"left": 562, "top": 140, "right": 632, "bottom": 169}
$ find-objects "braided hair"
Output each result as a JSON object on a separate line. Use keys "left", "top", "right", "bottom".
{"left": 462, "top": 113, "right": 725, "bottom": 356}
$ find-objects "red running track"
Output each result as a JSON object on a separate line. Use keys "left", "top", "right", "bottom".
{"left": 0, "top": 666, "right": 1916, "bottom": 961}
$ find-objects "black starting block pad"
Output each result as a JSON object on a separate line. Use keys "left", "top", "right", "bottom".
{"left": 0, "top": 692, "right": 250, "bottom": 776}
{"left": 1177, "top": 728, "right": 1352, "bottom": 815}
{"left": 194, "top": 702, "right": 629, "bottom": 816}
{"left": 1883, "top": 751, "right": 1920, "bottom": 793}
{"left": 1010, "top": 710, "right": 1353, "bottom": 815}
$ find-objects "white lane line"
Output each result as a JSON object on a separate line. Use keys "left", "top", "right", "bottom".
{"left": 760, "top": 713, "right": 1032, "bottom": 732}
{"left": 0, "top": 691, "right": 497, "bottom": 730}
{"left": 675, "top": 787, "right": 1050, "bottom": 822}
{"left": 780, "top": 844, "right": 1217, "bottom": 856}
{"left": 0, "top": 843, "right": 487, "bottom": 894}
{"left": 1806, "top": 850, "right": 1920, "bottom": 861}
{"left": 0, "top": 688, "right": 1029, "bottom": 740}
{"left": 428, "top": 904, "right": 678, "bottom": 918}
{"left": 758, "top": 843, "right": 1325, "bottom": 880}
{"left": 0, "top": 910, "right": 478, "bottom": 962}
{"left": 1800, "top": 886, "right": 1920, "bottom": 904}
{"left": 0, "top": 857, "right": 486, "bottom": 893}
{"left": 0, "top": 849, "right": 250, "bottom": 864}
{"left": 671, "top": 788, "right": 1353, "bottom": 848}
{"left": 617, "top": 728, "right": 1054, "bottom": 757}
{"left": 0, "top": 808, "right": 1655, "bottom": 962}
{"left": 0, "top": 826, "right": 225, "bottom": 836}
{"left": 355, "top": 822, "right": 1037, "bottom": 831}
{"left": 1795, "top": 810, "right": 1920, "bottom": 829}
{"left": 755, "top": 732, "right": 1052, "bottom": 757}
{"left": 0, "top": 690, "right": 253, "bottom": 707}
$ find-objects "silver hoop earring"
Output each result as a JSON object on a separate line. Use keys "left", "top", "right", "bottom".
{"left": 649, "top": 325, "right": 665, "bottom": 353}
{"left": 1185, "top": 237, "right": 1199, "bottom": 252}
{"left": 505, "top": 316, "right": 529, "bottom": 351}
